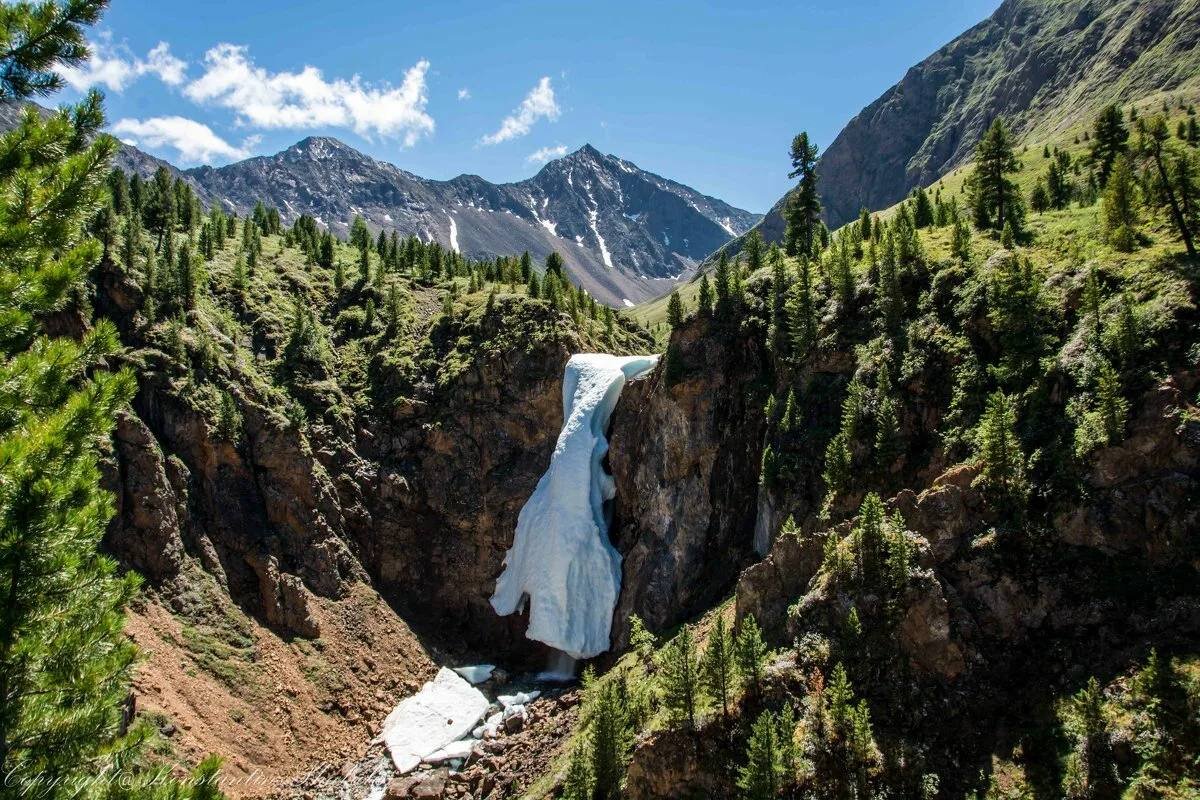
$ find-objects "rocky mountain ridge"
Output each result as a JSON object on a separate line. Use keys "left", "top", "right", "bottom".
{"left": 174, "top": 137, "right": 757, "bottom": 307}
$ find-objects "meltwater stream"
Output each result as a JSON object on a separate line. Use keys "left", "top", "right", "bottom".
{"left": 490, "top": 353, "right": 660, "bottom": 659}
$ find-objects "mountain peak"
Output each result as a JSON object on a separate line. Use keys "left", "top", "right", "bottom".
{"left": 285, "top": 136, "right": 357, "bottom": 160}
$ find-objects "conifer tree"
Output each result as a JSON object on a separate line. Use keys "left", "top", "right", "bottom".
{"left": 1138, "top": 115, "right": 1197, "bottom": 258}
{"left": 714, "top": 252, "right": 732, "bottom": 314}
{"left": 697, "top": 272, "right": 713, "bottom": 316}
{"left": 951, "top": 216, "right": 972, "bottom": 262}
{"left": 545, "top": 250, "right": 565, "bottom": 279}
{"left": 738, "top": 710, "right": 781, "bottom": 800}
{"left": 1101, "top": 154, "right": 1139, "bottom": 251}
{"left": 1030, "top": 179, "right": 1050, "bottom": 213}
{"left": 853, "top": 493, "right": 886, "bottom": 589}
{"left": 785, "top": 132, "right": 821, "bottom": 258}
{"left": 122, "top": 211, "right": 141, "bottom": 272}
{"left": 658, "top": 625, "right": 701, "bottom": 731}
{"left": 702, "top": 614, "right": 737, "bottom": 726}
{"left": 589, "top": 680, "right": 630, "bottom": 800}
{"left": 1047, "top": 151, "right": 1074, "bottom": 209}
{"left": 736, "top": 614, "right": 768, "bottom": 696}
{"left": 1094, "top": 358, "right": 1129, "bottom": 446}
{"left": 744, "top": 229, "right": 765, "bottom": 272}
{"left": 628, "top": 614, "right": 656, "bottom": 667}
{"left": 1091, "top": 104, "right": 1129, "bottom": 185}
{"left": 974, "top": 391, "right": 1026, "bottom": 503}
{"left": 873, "top": 363, "right": 900, "bottom": 468}
{"left": 912, "top": 186, "right": 935, "bottom": 228}
{"left": 777, "top": 703, "right": 798, "bottom": 785}
{"left": 786, "top": 258, "right": 816, "bottom": 359}
{"left": 561, "top": 741, "right": 592, "bottom": 800}
{"left": 0, "top": 3, "right": 191, "bottom": 794}
{"left": 1063, "top": 677, "right": 1119, "bottom": 800}
{"left": 968, "top": 118, "right": 1024, "bottom": 234}
{"left": 666, "top": 291, "right": 684, "bottom": 329}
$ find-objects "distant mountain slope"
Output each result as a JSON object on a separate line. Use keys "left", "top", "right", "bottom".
{"left": 748, "top": 0, "right": 1200, "bottom": 239}
{"left": 0, "top": 99, "right": 756, "bottom": 306}
{"left": 182, "top": 139, "right": 757, "bottom": 307}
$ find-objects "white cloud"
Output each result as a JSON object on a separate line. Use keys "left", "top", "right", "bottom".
{"left": 184, "top": 44, "right": 434, "bottom": 145}
{"left": 59, "top": 38, "right": 187, "bottom": 92}
{"left": 457, "top": 88, "right": 471, "bottom": 101}
{"left": 526, "top": 144, "right": 568, "bottom": 164}
{"left": 144, "top": 42, "right": 188, "bottom": 86}
{"left": 111, "top": 116, "right": 252, "bottom": 164}
{"left": 481, "top": 76, "right": 560, "bottom": 145}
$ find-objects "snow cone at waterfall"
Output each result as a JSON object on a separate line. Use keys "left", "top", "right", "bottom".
{"left": 490, "top": 353, "right": 659, "bottom": 659}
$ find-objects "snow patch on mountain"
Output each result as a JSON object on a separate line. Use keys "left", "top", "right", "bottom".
{"left": 446, "top": 212, "right": 459, "bottom": 253}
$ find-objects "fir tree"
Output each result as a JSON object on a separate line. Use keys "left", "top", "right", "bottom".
{"left": 737, "top": 710, "right": 781, "bottom": 800}
{"left": 974, "top": 391, "right": 1026, "bottom": 503}
{"left": 628, "top": 614, "right": 656, "bottom": 667}
{"left": 968, "top": 118, "right": 1024, "bottom": 234}
{"left": 744, "top": 229, "right": 765, "bottom": 273}
{"left": 1030, "top": 179, "right": 1050, "bottom": 213}
{"left": 1091, "top": 104, "right": 1129, "bottom": 185}
{"left": 785, "top": 131, "right": 821, "bottom": 258}
{"left": 714, "top": 252, "right": 732, "bottom": 315}
{"left": 736, "top": 614, "right": 768, "bottom": 697}
{"left": 545, "top": 250, "right": 565, "bottom": 279}
{"left": 777, "top": 703, "right": 798, "bottom": 786}
{"left": 1138, "top": 115, "right": 1197, "bottom": 258}
{"left": 1047, "top": 151, "right": 1074, "bottom": 209}
{"left": 561, "top": 741, "right": 592, "bottom": 800}
{"left": 912, "top": 186, "right": 934, "bottom": 228}
{"left": 1063, "top": 677, "right": 1120, "bottom": 800}
{"left": 589, "top": 680, "right": 630, "bottom": 800}
{"left": 1101, "top": 154, "right": 1139, "bottom": 252}
{"left": 0, "top": 3, "right": 182, "bottom": 794}
{"left": 951, "top": 216, "right": 972, "bottom": 262}
{"left": 658, "top": 626, "right": 701, "bottom": 731}
{"left": 697, "top": 272, "right": 713, "bottom": 316}
{"left": 667, "top": 291, "right": 684, "bottom": 329}
{"left": 786, "top": 258, "right": 817, "bottom": 359}
{"left": 1095, "top": 358, "right": 1129, "bottom": 446}
{"left": 701, "top": 614, "right": 737, "bottom": 726}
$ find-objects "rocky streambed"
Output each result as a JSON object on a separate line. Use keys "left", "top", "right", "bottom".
{"left": 286, "top": 667, "right": 581, "bottom": 800}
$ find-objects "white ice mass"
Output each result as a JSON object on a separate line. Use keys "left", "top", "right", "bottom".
{"left": 380, "top": 667, "right": 489, "bottom": 773}
{"left": 490, "top": 353, "right": 659, "bottom": 659}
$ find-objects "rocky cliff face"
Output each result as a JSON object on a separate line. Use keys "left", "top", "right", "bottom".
{"left": 608, "top": 316, "right": 769, "bottom": 645}
{"left": 178, "top": 139, "right": 757, "bottom": 307}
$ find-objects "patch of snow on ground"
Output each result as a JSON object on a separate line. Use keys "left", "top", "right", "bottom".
{"left": 491, "top": 354, "right": 660, "bottom": 658}
{"left": 622, "top": 299, "right": 634, "bottom": 308}
{"left": 446, "top": 213, "right": 459, "bottom": 253}
{"left": 380, "top": 668, "right": 489, "bottom": 773}
{"left": 423, "top": 739, "right": 476, "bottom": 765}
{"left": 453, "top": 664, "right": 495, "bottom": 684}
{"left": 719, "top": 216, "right": 736, "bottom": 236}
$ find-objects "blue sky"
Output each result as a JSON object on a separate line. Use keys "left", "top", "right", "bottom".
{"left": 59, "top": 0, "right": 999, "bottom": 213}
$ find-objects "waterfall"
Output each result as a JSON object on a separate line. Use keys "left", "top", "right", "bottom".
{"left": 490, "top": 353, "right": 659, "bottom": 659}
